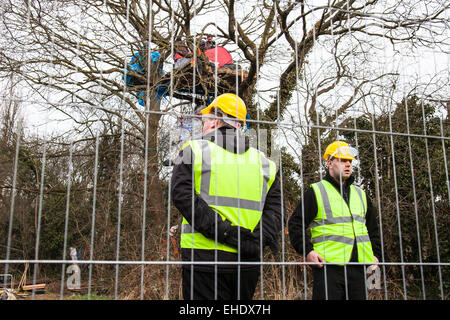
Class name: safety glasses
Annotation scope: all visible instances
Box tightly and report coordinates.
[330,146,358,160]
[198,109,242,129]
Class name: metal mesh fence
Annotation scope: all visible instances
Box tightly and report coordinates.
[0,1,448,301]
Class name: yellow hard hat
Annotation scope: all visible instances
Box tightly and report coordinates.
[323,141,357,160]
[200,93,247,127]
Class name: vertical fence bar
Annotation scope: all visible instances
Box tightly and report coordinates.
[164,4,176,301]
[140,94,150,300]
[370,111,388,300]
[139,0,154,300]
[114,119,125,300]
[32,142,47,300]
[4,126,21,286]
[255,35,265,300]
[87,134,99,299]
[405,101,426,299]
[164,130,173,300]
[388,105,407,299]
[60,142,74,299]
[213,17,220,302]
[420,99,444,300]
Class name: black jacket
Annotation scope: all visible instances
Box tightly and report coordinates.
[288,172,382,262]
[171,127,285,272]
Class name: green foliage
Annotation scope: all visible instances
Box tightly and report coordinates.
[280,148,302,207]
[340,96,449,298]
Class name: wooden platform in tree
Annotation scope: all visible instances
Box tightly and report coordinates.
[127,61,248,104]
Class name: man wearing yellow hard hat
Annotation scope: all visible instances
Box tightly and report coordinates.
[288,141,381,300]
[171,93,284,300]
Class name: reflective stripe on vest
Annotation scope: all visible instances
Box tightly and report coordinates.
[181,139,276,252]
[310,180,375,264]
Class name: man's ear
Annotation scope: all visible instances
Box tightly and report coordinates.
[214,119,223,129]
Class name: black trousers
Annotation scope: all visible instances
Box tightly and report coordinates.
[312,265,367,300]
[182,268,260,300]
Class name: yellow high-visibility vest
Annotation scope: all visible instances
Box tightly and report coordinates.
[180,139,276,252]
[310,180,375,264]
